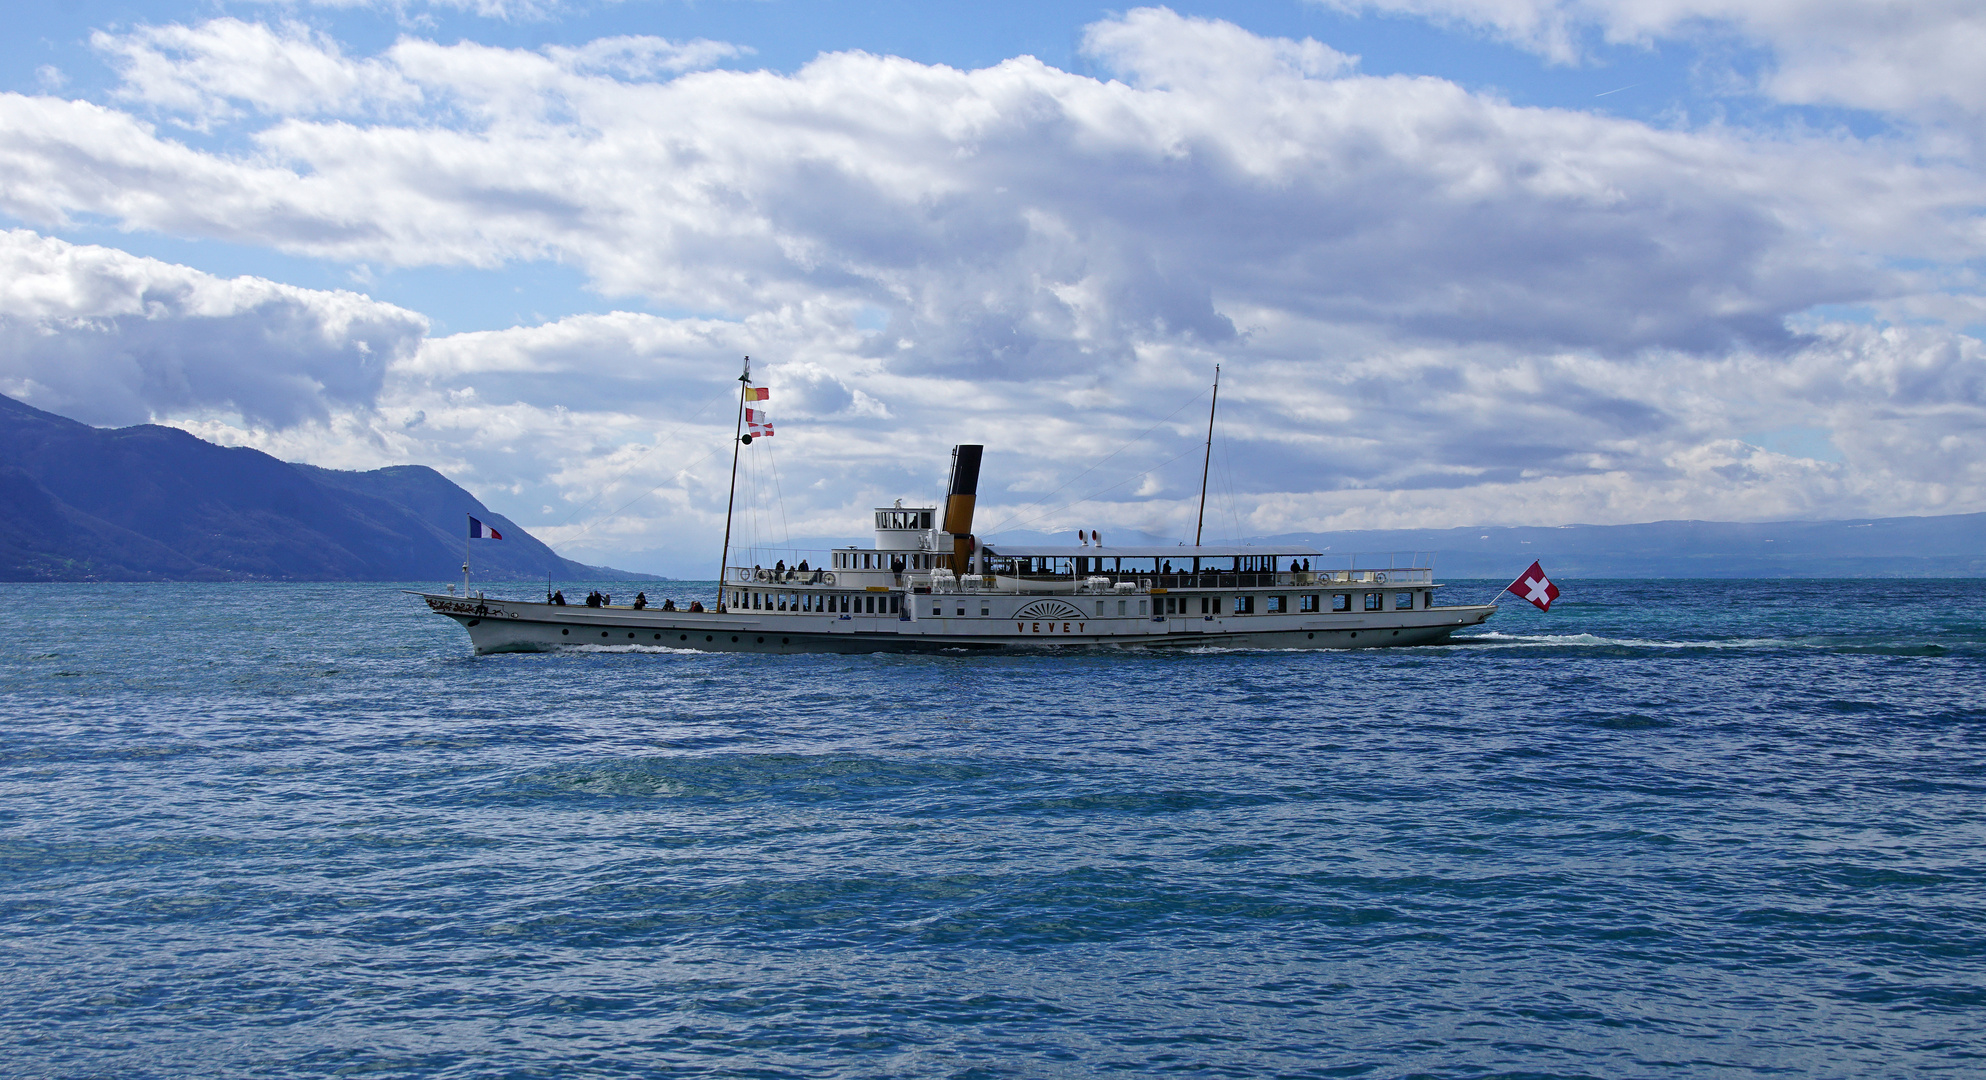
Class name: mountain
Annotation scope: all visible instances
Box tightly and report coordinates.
[0,393,641,583]
[1268,516,1986,578]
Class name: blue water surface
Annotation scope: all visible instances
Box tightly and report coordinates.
[2,579,1984,1078]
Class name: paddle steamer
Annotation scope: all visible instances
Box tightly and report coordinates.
[421,365,1497,654]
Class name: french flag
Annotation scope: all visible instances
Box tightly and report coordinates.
[468,515,503,540]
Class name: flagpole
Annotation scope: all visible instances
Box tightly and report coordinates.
[715,357,750,612]
[463,514,472,596]
[1194,363,1220,547]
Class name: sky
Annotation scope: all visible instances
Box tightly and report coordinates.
[2,0,1983,575]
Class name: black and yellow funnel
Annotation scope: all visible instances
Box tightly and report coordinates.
[944,444,983,573]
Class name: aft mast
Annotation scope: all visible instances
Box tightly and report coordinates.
[1195,363,1220,547]
[715,357,751,612]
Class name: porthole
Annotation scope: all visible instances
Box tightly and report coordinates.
[756,636,765,644]
[466,618,480,627]
[1307,632,1314,639]
[561,628,569,636]
[1393,630,1400,636]
[681,634,688,641]
[731,636,739,643]
[653,634,662,640]
[782,637,789,645]
[705,635,713,642]
[1349,631,1357,638]
[628,632,636,639]
[601,631,609,638]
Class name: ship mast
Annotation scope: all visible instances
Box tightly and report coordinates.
[715,356,751,612]
[1194,363,1220,547]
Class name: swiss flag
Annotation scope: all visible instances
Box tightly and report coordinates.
[1505,561,1559,612]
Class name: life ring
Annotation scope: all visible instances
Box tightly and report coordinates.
[1373,572,1387,583]
[755,568,769,582]
[822,572,836,585]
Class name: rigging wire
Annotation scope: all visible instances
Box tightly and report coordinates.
[552,442,725,549]
[1216,425,1245,545]
[980,386,1212,536]
[995,444,1207,536]
[745,440,764,565]
[762,435,793,551]
[546,381,735,536]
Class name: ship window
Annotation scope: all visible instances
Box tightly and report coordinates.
[1116,600,1125,616]
[1139,600,1148,616]
[890,597,901,614]
[1396,592,1413,611]
[1364,592,1383,611]
[930,603,940,616]
[1332,593,1351,612]
[980,607,989,616]
[1300,594,1318,613]
[921,512,932,528]
[1202,596,1215,614]
[1234,595,1254,614]
[958,606,966,616]
[1266,595,1286,613]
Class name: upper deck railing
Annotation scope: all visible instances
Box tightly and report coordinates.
[725,561,1436,590]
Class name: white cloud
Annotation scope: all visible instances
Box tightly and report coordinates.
[1308,0,1986,118]
[0,230,426,427]
[94,19,423,126]
[1,8,1982,568]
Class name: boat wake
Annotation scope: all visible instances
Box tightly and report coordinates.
[1444,631,1963,656]
[557,643,705,655]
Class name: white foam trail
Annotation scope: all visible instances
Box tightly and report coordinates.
[1444,632,1795,650]
[560,644,704,655]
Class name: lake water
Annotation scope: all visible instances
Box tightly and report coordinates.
[3,579,1983,1078]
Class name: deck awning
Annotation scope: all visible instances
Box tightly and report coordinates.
[980,544,1323,559]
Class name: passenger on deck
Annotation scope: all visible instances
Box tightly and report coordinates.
[688,600,705,612]
[633,592,647,610]
[661,598,677,611]
[551,590,566,605]
[585,591,600,607]
[891,556,906,574]
[797,559,810,572]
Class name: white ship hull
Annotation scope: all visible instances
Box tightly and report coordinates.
[421,592,1496,655]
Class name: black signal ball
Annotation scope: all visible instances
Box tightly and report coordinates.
[740,433,754,444]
